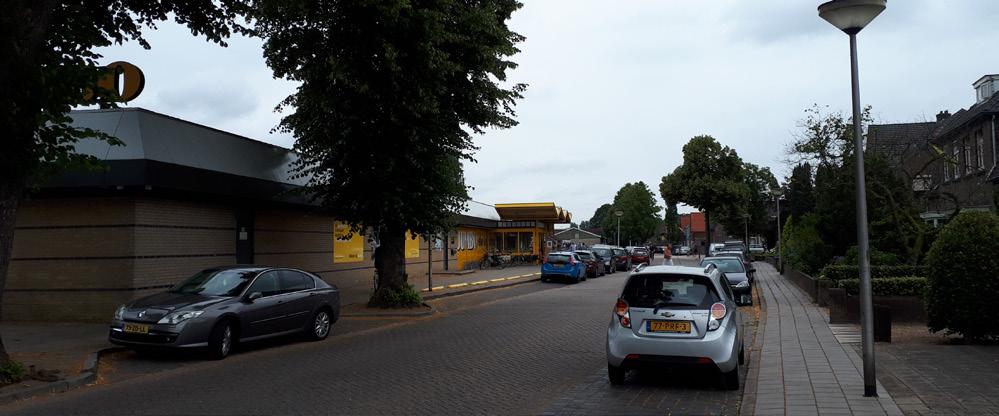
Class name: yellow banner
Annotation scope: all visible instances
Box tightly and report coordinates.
[333,222,364,264]
[405,231,421,259]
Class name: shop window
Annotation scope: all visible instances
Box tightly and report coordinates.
[493,233,503,252]
[504,232,518,253]
[519,232,533,253]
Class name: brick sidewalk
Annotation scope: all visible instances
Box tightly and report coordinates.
[750,262,902,416]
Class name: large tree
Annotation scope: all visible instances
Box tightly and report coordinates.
[0,0,241,367]
[602,182,661,246]
[787,162,815,220]
[661,135,747,246]
[662,202,683,245]
[248,0,525,306]
[586,203,612,230]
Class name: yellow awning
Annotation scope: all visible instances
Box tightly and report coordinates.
[494,202,572,223]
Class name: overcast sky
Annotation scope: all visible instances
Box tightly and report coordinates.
[97,0,999,223]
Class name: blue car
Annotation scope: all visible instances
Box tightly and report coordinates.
[541,252,588,284]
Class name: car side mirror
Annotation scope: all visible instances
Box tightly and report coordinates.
[749,267,756,274]
[735,295,752,306]
[246,292,263,302]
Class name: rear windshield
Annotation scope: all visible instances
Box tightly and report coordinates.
[576,252,593,260]
[547,254,571,264]
[593,248,612,257]
[613,249,626,256]
[700,258,745,273]
[632,248,648,254]
[622,274,720,309]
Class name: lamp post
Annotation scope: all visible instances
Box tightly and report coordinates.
[615,210,624,246]
[772,191,783,274]
[743,213,750,246]
[818,0,885,398]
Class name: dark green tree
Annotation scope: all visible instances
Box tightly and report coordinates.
[602,182,661,246]
[248,0,525,306]
[660,135,747,245]
[787,162,815,220]
[587,203,612,231]
[717,162,778,241]
[662,202,683,244]
[0,0,242,367]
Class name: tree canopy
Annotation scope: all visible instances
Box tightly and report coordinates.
[602,182,661,246]
[585,203,612,231]
[661,135,747,244]
[0,0,244,367]
[246,0,525,305]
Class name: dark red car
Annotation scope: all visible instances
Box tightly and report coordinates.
[629,247,650,265]
[574,250,603,278]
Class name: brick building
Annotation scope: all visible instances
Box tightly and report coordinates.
[7,108,570,321]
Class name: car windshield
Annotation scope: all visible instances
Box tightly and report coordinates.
[593,248,612,257]
[576,252,593,260]
[547,254,572,264]
[168,269,257,296]
[700,258,745,274]
[613,249,626,256]
[622,274,720,309]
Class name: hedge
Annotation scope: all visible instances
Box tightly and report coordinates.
[834,276,927,297]
[819,264,926,281]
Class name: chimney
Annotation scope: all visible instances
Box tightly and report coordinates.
[936,111,951,122]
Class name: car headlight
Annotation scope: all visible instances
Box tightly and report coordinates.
[157,310,205,325]
[735,280,750,288]
[113,305,126,321]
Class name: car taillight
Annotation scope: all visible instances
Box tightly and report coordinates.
[615,298,631,328]
[708,302,727,331]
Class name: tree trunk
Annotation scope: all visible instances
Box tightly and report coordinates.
[0,175,24,365]
[368,225,408,307]
[705,209,712,247]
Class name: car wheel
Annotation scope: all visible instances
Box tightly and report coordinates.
[540,275,548,283]
[306,308,333,341]
[739,343,745,365]
[721,365,739,390]
[608,364,626,385]
[207,319,235,360]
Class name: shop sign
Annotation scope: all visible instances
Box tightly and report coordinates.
[405,231,421,259]
[84,61,145,103]
[333,221,364,264]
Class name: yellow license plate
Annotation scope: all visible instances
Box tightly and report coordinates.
[123,323,150,334]
[648,320,691,333]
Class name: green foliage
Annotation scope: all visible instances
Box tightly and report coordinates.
[842,246,899,266]
[602,182,661,245]
[661,136,748,243]
[788,104,871,166]
[587,204,613,231]
[0,360,25,384]
[834,277,927,297]
[819,264,926,281]
[368,284,424,308]
[663,203,683,244]
[787,162,815,219]
[249,0,525,238]
[924,212,999,340]
[781,214,829,275]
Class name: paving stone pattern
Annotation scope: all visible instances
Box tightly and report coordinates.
[752,263,902,416]
[866,343,999,415]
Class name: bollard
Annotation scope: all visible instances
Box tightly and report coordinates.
[873,304,891,343]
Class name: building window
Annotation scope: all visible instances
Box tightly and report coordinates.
[504,232,517,254]
[943,151,951,182]
[977,130,986,170]
[518,232,533,253]
[952,144,961,178]
[964,138,972,174]
[493,232,503,252]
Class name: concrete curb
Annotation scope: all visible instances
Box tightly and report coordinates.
[0,346,125,406]
[739,271,767,416]
[423,276,541,301]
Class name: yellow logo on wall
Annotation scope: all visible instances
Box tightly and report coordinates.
[333,222,364,264]
[405,231,421,259]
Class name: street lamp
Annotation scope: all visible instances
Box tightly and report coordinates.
[615,210,624,246]
[771,190,783,274]
[818,0,885,398]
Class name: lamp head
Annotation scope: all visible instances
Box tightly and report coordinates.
[818,0,886,35]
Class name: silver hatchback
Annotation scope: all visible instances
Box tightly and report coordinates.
[606,264,746,389]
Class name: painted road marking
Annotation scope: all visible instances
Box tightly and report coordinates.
[489,278,506,282]
[447,283,469,289]
[471,280,489,285]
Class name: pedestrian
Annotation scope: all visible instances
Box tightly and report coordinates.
[662,244,672,265]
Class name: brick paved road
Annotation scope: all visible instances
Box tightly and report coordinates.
[2,274,627,415]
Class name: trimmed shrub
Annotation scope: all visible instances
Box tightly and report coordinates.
[368,284,423,308]
[843,246,899,266]
[782,214,830,275]
[0,360,25,385]
[834,276,927,297]
[819,264,926,281]
[924,212,999,340]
